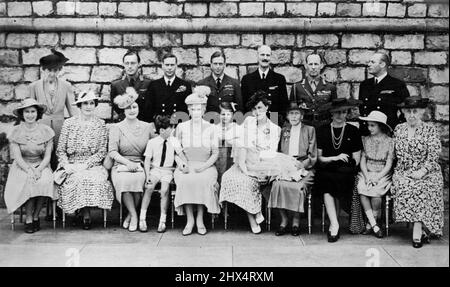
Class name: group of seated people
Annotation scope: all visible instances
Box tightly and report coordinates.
[4,80,445,249]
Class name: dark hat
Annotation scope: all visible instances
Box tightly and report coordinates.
[39,49,69,70]
[397,96,430,109]
[287,102,310,112]
[320,98,361,113]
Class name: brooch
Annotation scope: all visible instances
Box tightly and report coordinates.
[176,85,186,93]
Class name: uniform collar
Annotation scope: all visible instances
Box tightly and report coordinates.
[164,75,176,86]
[212,73,225,82]
[258,68,270,79]
[375,72,388,84]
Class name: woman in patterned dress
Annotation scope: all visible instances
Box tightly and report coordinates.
[4,99,57,233]
[174,86,221,236]
[392,96,444,248]
[315,98,362,243]
[354,111,394,238]
[219,91,281,234]
[109,87,155,232]
[56,91,114,230]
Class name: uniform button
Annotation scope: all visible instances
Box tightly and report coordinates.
[219,98,221,101]
[162,109,165,112]
[365,98,368,101]
[364,106,367,108]
[174,104,176,107]
[378,98,381,101]
[173,109,176,112]
[377,106,380,109]
[268,93,271,96]
[162,104,165,107]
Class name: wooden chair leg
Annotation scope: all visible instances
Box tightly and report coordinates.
[62,212,66,229]
[52,201,56,230]
[103,209,107,229]
[11,213,15,231]
[211,214,215,230]
[267,207,271,231]
[308,193,312,235]
[385,195,390,237]
[171,193,175,229]
[321,203,325,233]
[46,198,50,218]
[119,201,123,226]
[224,202,228,230]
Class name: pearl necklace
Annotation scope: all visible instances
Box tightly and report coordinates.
[331,123,346,150]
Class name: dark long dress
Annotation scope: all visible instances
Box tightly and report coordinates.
[314,123,363,212]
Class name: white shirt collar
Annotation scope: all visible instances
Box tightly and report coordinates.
[164,76,176,86]
[259,68,269,79]
[375,72,388,83]
[212,73,224,82]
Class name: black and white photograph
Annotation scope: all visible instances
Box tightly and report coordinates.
[0,0,448,272]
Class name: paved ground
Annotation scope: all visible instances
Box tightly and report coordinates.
[0,206,448,267]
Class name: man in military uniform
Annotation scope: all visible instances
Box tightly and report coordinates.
[290,53,337,128]
[241,45,289,125]
[143,53,192,123]
[359,52,410,135]
[110,50,150,122]
[197,51,243,113]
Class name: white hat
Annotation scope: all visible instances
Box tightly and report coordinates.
[113,87,139,109]
[185,85,210,105]
[359,110,392,132]
[73,90,99,105]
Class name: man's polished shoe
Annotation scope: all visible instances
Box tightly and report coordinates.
[291,226,301,236]
[372,225,384,238]
[82,218,91,230]
[275,226,288,236]
[24,222,35,234]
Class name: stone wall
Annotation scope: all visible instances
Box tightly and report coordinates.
[0,0,449,207]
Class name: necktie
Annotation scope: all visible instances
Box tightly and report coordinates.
[130,78,135,87]
[261,73,266,80]
[216,78,221,90]
[310,81,317,92]
[167,80,171,87]
[160,140,167,167]
[374,78,378,85]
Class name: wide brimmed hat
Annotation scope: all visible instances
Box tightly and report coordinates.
[359,110,392,133]
[113,87,139,109]
[287,102,310,112]
[13,98,47,117]
[320,98,361,113]
[185,85,210,105]
[73,90,99,105]
[397,96,430,109]
[39,49,69,70]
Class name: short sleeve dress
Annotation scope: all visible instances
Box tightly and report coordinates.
[173,120,221,215]
[109,120,154,203]
[314,123,363,206]
[56,116,114,214]
[4,123,57,214]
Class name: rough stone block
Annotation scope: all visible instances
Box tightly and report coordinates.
[421,85,449,104]
[337,82,351,98]
[73,83,102,96]
[23,67,40,82]
[76,2,98,16]
[123,34,150,47]
[387,3,406,17]
[408,3,427,17]
[22,48,51,65]
[209,3,238,17]
[149,2,182,17]
[224,66,238,79]
[6,33,36,48]
[209,34,240,46]
[391,51,412,65]
[305,34,339,47]
[152,33,182,47]
[199,48,220,65]
[103,33,122,47]
[90,66,123,83]
[428,4,449,18]
[0,84,15,101]
[362,2,386,17]
[7,1,32,16]
[0,67,23,83]
[99,2,116,16]
[435,105,449,122]
[172,48,197,65]
[322,67,338,83]
[185,67,210,83]
[406,84,420,97]
[224,48,257,65]
[56,1,75,15]
[183,34,207,46]
[98,48,128,65]
[32,1,54,16]
[341,34,381,49]
[318,2,336,16]
[414,52,447,65]
[286,3,317,16]
[76,33,101,47]
[239,2,263,16]
[429,67,449,84]
[0,50,19,66]
[0,34,5,47]
[60,66,91,83]
[339,67,366,82]
[265,3,285,16]
[348,49,373,65]
[274,66,302,83]
[95,103,112,120]
[384,34,424,50]
[265,34,295,47]
[37,33,59,46]
[324,49,347,65]
[61,47,97,64]
[184,3,207,17]
[426,35,449,50]
[100,84,111,101]
[143,66,164,80]
[118,2,147,17]
[14,84,30,99]
[351,83,360,100]
[138,49,159,65]
[241,34,263,48]
[0,102,21,117]
[271,49,291,65]
[61,32,75,46]
[390,67,427,83]
[0,2,5,16]
[336,3,361,17]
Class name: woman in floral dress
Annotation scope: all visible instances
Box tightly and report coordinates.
[392,96,444,248]
[56,91,114,230]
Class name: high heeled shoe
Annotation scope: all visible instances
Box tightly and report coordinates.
[372,225,384,239]
[138,219,148,233]
[182,225,194,236]
[128,217,138,232]
[251,224,262,234]
[327,229,340,243]
[412,238,423,248]
[122,216,131,229]
[197,226,207,236]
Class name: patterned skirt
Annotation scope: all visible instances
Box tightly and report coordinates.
[57,165,114,214]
